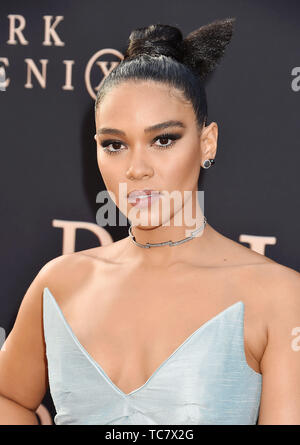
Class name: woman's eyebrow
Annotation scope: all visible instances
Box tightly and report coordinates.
[97,120,186,136]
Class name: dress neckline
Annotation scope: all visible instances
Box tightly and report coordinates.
[43,287,249,398]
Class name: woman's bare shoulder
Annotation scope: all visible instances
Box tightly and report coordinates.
[237,257,300,341]
[225,228,300,304]
[38,242,124,305]
[240,256,300,294]
[252,260,300,311]
[214,228,300,323]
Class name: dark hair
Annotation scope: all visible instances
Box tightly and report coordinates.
[94,18,235,130]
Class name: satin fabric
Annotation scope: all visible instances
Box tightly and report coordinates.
[43,287,262,425]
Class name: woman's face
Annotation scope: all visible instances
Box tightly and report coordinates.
[94,80,217,229]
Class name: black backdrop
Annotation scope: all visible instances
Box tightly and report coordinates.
[0,0,299,424]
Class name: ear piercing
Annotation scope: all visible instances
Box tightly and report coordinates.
[203,159,215,169]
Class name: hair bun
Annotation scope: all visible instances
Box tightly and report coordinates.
[124,18,236,81]
[182,17,236,80]
[124,24,184,62]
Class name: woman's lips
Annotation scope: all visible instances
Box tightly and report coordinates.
[128,192,162,208]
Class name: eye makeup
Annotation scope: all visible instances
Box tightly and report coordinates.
[99,132,182,155]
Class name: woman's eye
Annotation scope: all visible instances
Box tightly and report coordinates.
[100,141,125,155]
[153,133,181,149]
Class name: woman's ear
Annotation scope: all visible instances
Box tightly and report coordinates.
[200,122,218,165]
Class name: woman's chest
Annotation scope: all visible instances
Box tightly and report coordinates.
[59,266,264,395]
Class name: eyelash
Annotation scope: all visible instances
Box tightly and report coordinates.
[100,133,181,156]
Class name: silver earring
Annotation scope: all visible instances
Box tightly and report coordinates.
[203,159,215,169]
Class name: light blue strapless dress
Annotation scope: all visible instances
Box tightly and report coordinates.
[43,287,262,425]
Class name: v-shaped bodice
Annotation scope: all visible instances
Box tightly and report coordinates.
[43,287,262,425]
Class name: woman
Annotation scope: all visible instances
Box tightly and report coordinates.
[1,18,300,425]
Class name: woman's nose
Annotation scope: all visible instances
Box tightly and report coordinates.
[126,154,154,180]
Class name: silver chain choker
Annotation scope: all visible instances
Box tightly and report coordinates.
[128,216,207,248]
